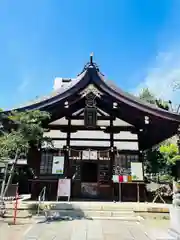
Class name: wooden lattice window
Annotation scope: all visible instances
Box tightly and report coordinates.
[40,150,64,174]
[113,154,138,175]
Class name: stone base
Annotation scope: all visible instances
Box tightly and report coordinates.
[169,206,180,235]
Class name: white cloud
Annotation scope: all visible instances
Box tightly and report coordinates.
[134,50,180,104]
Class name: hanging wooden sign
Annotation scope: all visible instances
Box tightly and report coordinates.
[84,107,97,128]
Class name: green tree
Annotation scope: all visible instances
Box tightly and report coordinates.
[139,88,176,178]
[145,149,165,174]
[139,87,169,110]
[139,88,156,104]
[0,110,52,203]
[159,143,179,165]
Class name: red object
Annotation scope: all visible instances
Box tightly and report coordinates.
[119,175,123,183]
[13,185,19,225]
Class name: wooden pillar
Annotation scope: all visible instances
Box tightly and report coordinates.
[27,144,41,177]
[137,132,143,162]
[137,131,146,202]
[109,118,115,201]
[64,118,71,178]
[109,118,114,179]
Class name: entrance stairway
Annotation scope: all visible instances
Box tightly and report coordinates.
[4,201,144,221]
[48,202,139,220]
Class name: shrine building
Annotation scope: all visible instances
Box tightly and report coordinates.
[4,55,180,201]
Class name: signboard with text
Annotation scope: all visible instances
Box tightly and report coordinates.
[57,179,71,200]
[131,162,144,181]
[52,156,64,174]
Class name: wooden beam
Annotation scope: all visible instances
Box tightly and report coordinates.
[48,125,135,132]
[50,137,138,142]
[72,108,84,117]
[66,115,115,120]
[71,108,110,118]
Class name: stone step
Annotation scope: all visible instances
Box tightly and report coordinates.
[5,203,136,211]
[5,209,138,218]
[33,214,142,222]
[4,201,170,213]
[46,209,135,218]
[6,209,134,217]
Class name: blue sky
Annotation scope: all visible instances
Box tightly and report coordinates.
[1,0,180,109]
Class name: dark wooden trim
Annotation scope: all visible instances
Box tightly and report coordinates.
[48,125,135,132]
[109,118,114,182]
[97,108,110,117]
[50,137,138,142]
[67,115,115,120]
[71,108,110,118]
[65,118,71,177]
[72,108,84,117]
[41,147,139,153]
[117,149,139,154]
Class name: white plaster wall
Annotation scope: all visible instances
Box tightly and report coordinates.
[114,141,138,150]
[114,131,138,140]
[42,140,66,149]
[46,117,138,150]
[43,130,66,138]
[71,130,109,139]
[44,130,138,141]
[113,119,132,126]
[49,117,132,127]
[70,140,110,147]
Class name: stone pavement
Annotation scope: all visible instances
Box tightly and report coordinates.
[22,219,161,240]
[0,221,32,240]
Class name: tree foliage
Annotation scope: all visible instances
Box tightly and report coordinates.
[145,149,165,174]
[159,143,179,165]
[0,110,51,198]
[0,110,51,158]
[139,88,170,110]
[139,88,156,104]
[139,88,179,178]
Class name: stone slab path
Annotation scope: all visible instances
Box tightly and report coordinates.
[0,221,32,240]
[22,220,155,240]
[0,219,173,240]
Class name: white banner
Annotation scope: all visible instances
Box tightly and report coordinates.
[57,179,71,198]
[131,162,144,181]
[82,150,97,159]
[90,151,97,159]
[52,156,64,174]
[82,150,90,159]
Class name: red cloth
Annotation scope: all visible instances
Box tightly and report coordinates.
[119,175,123,182]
